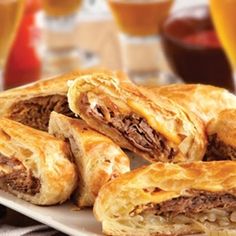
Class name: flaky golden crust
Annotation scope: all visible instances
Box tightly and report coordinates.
[150,84,236,124]
[0,69,87,115]
[94,161,236,236]
[207,109,236,147]
[48,112,130,207]
[68,72,206,163]
[0,118,77,205]
[205,108,236,163]
[0,68,110,131]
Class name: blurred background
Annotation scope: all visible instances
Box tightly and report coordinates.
[1,0,235,92]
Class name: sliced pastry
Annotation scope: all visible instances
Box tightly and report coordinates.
[0,68,105,131]
[94,161,236,236]
[48,112,130,207]
[0,118,77,205]
[149,84,236,124]
[68,72,206,163]
[205,109,236,161]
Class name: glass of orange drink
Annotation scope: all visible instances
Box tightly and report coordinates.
[0,0,25,90]
[42,0,82,17]
[210,0,236,92]
[108,0,175,85]
[41,0,98,76]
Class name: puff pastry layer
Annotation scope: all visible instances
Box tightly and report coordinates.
[0,118,77,205]
[205,109,236,161]
[48,112,130,207]
[0,68,106,131]
[94,161,236,236]
[149,84,236,124]
[68,72,206,163]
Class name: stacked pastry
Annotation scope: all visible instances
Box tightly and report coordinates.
[0,69,131,207]
[149,84,236,161]
[67,73,236,235]
[68,72,206,163]
[48,111,130,207]
[1,69,236,235]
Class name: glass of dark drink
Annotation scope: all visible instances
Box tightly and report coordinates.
[162,5,234,92]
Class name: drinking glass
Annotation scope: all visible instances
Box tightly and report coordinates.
[108,0,177,86]
[0,0,25,90]
[41,0,98,76]
[210,0,236,92]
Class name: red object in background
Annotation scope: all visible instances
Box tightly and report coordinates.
[182,30,221,48]
[4,0,42,90]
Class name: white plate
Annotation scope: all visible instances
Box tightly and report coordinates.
[0,154,149,236]
[0,190,209,236]
[0,190,102,236]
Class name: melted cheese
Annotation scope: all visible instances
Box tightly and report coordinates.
[127,100,181,144]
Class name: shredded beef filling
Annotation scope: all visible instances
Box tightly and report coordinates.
[9,95,74,131]
[204,134,236,161]
[0,155,40,195]
[79,94,176,161]
[130,191,236,218]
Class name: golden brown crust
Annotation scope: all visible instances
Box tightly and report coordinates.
[207,109,236,146]
[204,109,236,161]
[0,118,77,205]
[0,68,110,130]
[48,112,130,207]
[94,161,236,236]
[149,84,236,124]
[68,72,206,163]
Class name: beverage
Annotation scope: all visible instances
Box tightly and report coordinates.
[108,0,174,36]
[42,0,82,17]
[41,0,97,77]
[182,30,221,48]
[4,0,42,90]
[162,5,234,92]
[0,0,25,68]
[210,0,236,69]
[108,0,175,85]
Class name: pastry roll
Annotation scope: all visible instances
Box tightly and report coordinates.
[0,118,77,205]
[94,161,236,236]
[68,72,206,163]
[0,68,105,131]
[149,84,236,124]
[205,109,236,161]
[48,112,130,207]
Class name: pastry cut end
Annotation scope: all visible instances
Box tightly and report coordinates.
[94,162,236,236]
[68,72,206,164]
[0,118,77,205]
[206,109,236,161]
[49,112,130,208]
[8,94,74,131]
